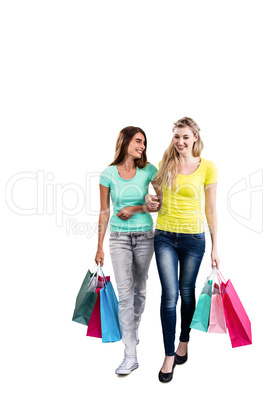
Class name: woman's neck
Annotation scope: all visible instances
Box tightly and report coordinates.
[178,154,200,165]
[117,156,136,172]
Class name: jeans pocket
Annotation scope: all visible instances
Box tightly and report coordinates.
[110,232,119,239]
[154,229,162,237]
[191,232,205,241]
[143,230,154,239]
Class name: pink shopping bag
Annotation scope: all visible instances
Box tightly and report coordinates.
[208,270,227,334]
[219,271,252,348]
[86,275,110,338]
[86,287,102,338]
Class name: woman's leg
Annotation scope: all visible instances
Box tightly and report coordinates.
[109,232,137,358]
[154,230,179,358]
[177,233,206,347]
[132,230,154,333]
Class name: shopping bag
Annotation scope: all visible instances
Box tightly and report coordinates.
[208,269,227,334]
[72,269,98,326]
[86,288,102,338]
[87,274,110,338]
[190,272,213,332]
[219,271,252,348]
[100,273,121,343]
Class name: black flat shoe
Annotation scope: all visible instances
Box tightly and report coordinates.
[158,361,176,383]
[175,352,188,365]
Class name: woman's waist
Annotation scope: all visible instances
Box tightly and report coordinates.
[156,215,204,234]
[158,206,204,219]
[110,213,153,232]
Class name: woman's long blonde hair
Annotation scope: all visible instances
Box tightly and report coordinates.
[154,117,204,190]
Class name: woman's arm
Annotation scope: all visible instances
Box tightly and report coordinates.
[95,184,110,267]
[144,180,163,211]
[205,182,220,269]
[116,180,163,220]
[116,204,154,220]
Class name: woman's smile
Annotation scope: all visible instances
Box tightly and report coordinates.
[176,145,186,151]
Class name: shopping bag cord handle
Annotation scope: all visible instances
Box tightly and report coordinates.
[99,265,108,287]
[217,270,226,284]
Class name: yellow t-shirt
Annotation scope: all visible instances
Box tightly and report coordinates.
[155,158,217,234]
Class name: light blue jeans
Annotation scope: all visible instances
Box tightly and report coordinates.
[109,230,154,357]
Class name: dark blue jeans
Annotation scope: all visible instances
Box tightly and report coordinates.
[154,229,205,356]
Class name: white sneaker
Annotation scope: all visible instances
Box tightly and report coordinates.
[115,357,139,375]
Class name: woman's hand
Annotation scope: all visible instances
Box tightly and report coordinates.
[211,248,220,270]
[116,206,135,221]
[145,194,160,211]
[95,247,104,267]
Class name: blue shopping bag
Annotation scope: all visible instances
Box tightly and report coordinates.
[100,280,121,343]
[190,274,213,332]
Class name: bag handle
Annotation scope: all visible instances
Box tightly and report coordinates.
[99,265,108,287]
[212,267,222,294]
[87,263,100,290]
[217,270,226,284]
[204,268,215,286]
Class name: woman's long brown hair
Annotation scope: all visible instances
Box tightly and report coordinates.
[109,126,148,168]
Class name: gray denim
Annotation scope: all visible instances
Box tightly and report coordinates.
[109,230,154,358]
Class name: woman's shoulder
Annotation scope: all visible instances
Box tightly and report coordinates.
[143,162,157,171]
[142,162,158,176]
[201,158,218,184]
[201,158,217,170]
[100,165,116,180]
[138,162,158,182]
[99,165,117,186]
[101,165,116,175]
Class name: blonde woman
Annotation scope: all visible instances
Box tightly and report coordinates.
[95,126,159,375]
[146,117,219,383]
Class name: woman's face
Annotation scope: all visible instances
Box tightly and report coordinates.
[173,126,198,156]
[127,132,146,159]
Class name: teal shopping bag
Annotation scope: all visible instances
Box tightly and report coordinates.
[190,277,213,332]
[72,269,98,326]
[100,281,121,343]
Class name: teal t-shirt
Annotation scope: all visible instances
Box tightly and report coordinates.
[100,163,158,232]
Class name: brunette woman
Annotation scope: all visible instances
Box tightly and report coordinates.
[95,126,160,375]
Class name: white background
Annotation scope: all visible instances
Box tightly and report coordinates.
[1,1,267,401]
